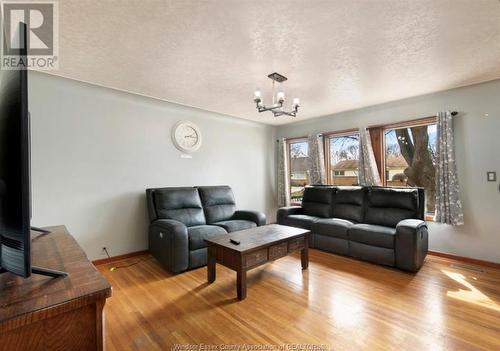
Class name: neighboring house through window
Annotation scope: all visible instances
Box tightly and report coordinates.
[291,172,308,180]
[287,139,310,205]
[325,131,360,186]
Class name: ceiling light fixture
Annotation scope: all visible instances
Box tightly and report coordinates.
[253,73,300,117]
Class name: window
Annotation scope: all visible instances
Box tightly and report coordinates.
[291,172,307,180]
[382,120,437,215]
[325,132,360,185]
[288,139,310,205]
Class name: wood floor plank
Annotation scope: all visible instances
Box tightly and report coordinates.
[97,250,500,351]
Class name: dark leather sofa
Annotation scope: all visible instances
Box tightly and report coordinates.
[146,185,266,273]
[278,186,428,272]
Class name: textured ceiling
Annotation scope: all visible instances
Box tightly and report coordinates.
[51,0,500,125]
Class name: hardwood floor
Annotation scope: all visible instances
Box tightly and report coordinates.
[97,250,500,351]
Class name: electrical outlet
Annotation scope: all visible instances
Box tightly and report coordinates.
[487,171,496,182]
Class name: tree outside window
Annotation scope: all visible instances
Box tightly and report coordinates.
[384,124,437,214]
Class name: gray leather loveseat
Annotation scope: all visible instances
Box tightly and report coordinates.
[278,186,428,272]
[146,185,266,273]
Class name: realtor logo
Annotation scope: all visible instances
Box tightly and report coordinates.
[1,1,59,70]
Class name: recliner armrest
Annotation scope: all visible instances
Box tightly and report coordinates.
[277,206,303,224]
[149,219,189,273]
[151,218,187,232]
[395,219,428,272]
[233,210,266,226]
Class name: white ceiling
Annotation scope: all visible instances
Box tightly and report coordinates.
[52,0,500,126]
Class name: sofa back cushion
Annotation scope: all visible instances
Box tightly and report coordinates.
[301,187,334,218]
[332,187,365,222]
[153,187,206,227]
[364,187,419,227]
[198,186,236,223]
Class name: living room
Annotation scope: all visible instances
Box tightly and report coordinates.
[0,1,499,350]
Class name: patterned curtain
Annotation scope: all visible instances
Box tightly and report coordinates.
[307,134,326,185]
[435,111,464,225]
[358,128,382,186]
[277,138,291,208]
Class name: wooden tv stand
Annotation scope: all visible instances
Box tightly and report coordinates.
[0,226,112,351]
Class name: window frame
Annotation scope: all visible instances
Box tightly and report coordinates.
[323,129,360,185]
[283,116,437,220]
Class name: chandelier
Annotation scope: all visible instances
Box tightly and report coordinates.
[253,72,300,117]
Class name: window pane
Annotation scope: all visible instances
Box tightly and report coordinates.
[329,134,359,185]
[384,124,437,214]
[289,141,310,205]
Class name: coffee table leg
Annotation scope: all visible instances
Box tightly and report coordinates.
[207,246,216,283]
[237,270,247,300]
[301,236,309,270]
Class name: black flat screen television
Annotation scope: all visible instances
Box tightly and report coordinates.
[0,22,31,277]
[0,23,66,279]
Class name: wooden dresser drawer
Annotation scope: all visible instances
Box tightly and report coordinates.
[288,237,305,252]
[269,243,288,260]
[244,249,268,268]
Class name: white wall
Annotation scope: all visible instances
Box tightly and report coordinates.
[277,80,500,263]
[29,71,276,260]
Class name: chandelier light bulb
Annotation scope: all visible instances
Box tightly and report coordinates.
[277,91,285,103]
[254,90,262,102]
[293,98,300,107]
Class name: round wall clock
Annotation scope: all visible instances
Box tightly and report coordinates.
[171,121,202,153]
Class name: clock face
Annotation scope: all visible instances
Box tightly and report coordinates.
[172,121,202,152]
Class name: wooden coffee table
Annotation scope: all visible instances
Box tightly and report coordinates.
[205,224,310,300]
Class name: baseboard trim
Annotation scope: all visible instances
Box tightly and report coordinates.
[428,250,500,269]
[92,250,149,266]
[91,249,500,269]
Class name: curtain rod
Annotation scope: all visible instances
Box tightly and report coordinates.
[277,134,323,142]
[277,112,458,142]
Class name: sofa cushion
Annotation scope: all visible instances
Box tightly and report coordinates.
[188,225,227,250]
[282,214,320,230]
[302,187,334,218]
[198,186,236,223]
[349,223,396,249]
[154,187,206,227]
[365,187,419,227]
[213,220,256,233]
[313,218,354,239]
[333,187,365,222]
